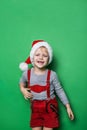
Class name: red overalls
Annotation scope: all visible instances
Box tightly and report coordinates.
[27,69,59,128]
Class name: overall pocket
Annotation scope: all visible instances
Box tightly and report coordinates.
[46,98,58,114]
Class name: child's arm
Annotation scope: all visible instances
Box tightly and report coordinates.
[19,71,33,100]
[52,71,74,120]
[65,103,74,120]
[20,83,33,100]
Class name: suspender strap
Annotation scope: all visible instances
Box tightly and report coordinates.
[46,70,51,99]
[27,69,31,88]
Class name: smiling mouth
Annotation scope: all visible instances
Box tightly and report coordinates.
[37,61,44,64]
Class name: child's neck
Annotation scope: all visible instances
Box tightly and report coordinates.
[33,67,47,75]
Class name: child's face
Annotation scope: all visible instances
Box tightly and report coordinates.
[33,47,49,69]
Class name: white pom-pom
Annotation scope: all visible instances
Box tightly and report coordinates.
[19,62,28,71]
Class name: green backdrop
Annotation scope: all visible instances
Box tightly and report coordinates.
[0,0,87,130]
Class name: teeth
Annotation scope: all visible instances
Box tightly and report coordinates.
[38,61,44,63]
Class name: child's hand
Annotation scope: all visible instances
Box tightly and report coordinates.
[21,87,33,100]
[66,104,74,120]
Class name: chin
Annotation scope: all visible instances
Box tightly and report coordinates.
[38,66,45,69]
[37,65,46,69]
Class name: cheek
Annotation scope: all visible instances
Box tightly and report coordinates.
[32,57,36,63]
[33,56,37,60]
[45,57,49,63]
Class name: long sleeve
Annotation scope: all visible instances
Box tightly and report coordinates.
[19,70,28,84]
[52,72,69,105]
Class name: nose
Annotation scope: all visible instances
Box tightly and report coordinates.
[39,54,43,59]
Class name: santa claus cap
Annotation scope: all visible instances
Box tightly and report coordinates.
[19,40,53,71]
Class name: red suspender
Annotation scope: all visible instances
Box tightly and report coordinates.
[27,69,51,99]
[27,69,31,89]
[46,70,51,99]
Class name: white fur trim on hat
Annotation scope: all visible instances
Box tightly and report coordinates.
[30,42,53,65]
[19,62,28,71]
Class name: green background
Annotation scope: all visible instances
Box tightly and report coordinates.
[0,0,87,130]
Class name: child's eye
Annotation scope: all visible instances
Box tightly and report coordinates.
[35,53,48,57]
[43,54,48,57]
[35,54,40,56]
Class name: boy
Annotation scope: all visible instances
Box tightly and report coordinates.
[19,40,74,130]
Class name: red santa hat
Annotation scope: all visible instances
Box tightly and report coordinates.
[19,40,53,71]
